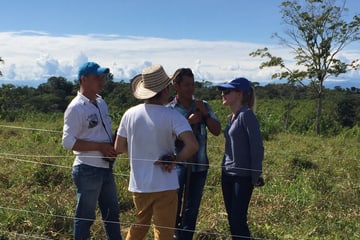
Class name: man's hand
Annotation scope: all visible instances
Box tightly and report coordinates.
[188,111,202,125]
[99,143,117,161]
[154,154,176,173]
[254,176,265,187]
[195,100,208,116]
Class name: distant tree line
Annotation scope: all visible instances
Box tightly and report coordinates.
[0,76,359,134]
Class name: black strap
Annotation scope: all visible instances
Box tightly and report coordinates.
[93,102,114,169]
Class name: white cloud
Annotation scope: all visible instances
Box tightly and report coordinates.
[0,31,359,87]
[7,64,16,79]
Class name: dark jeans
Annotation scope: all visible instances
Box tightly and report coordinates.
[175,164,208,240]
[221,172,254,240]
[72,164,122,240]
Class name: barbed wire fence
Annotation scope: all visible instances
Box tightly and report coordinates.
[0,124,359,239]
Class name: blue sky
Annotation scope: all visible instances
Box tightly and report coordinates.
[1,0,284,42]
[0,0,359,87]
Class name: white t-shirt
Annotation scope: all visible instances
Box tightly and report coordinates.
[118,103,192,193]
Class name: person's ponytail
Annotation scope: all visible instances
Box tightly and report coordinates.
[242,86,256,111]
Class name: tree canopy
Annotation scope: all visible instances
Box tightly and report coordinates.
[250,0,360,134]
[1,76,359,137]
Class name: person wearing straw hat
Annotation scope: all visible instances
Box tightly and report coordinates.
[217,77,264,240]
[62,62,121,240]
[168,68,221,240]
[114,64,199,240]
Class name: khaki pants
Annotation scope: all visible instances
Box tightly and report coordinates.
[126,190,178,240]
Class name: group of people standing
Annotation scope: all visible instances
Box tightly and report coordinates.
[62,62,264,240]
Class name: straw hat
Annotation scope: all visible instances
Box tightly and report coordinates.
[130,64,171,99]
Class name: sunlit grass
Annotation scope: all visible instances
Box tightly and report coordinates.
[1,115,359,239]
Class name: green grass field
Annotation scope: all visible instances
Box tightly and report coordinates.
[0,111,359,239]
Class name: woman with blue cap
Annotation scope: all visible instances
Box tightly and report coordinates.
[217,77,264,240]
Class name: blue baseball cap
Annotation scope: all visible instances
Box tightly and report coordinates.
[217,77,251,92]
[78,62,109,80]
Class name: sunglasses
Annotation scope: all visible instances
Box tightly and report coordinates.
[221,89,233,95]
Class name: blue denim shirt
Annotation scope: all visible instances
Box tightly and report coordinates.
[168,98,219,172]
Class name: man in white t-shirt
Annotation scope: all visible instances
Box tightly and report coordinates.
[114,64,198,240]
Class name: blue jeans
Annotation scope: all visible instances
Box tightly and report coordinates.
[72,164,121,240]
[175,164,207,240]
[221,172,254,240]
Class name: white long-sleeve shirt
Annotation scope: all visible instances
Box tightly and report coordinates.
[62,92,113,168]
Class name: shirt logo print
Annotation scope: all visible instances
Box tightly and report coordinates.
[87,114,98,128]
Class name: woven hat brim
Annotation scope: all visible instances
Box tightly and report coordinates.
[130,73,172,100]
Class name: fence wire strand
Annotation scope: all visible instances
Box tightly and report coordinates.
[1,124,359,239]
